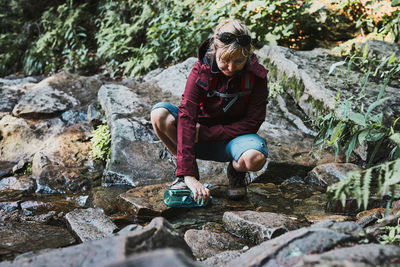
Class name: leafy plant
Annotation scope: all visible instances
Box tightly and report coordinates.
[90,124,111,161]
[335,0,400,43]
[24,0,96,75]
[315,43,400,164]
[379,219,400,245]
[327,157,400,211]
[268,81,285,99]
[327,129,400,214]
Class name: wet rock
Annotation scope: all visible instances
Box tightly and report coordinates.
[279,176,315,198]
[66,195,89,207]
[32,123,100,194]
[247,183,283,212]
[0,221,76,261]
[305,214,352,224]
[118,184,169,217]
[305,162,361,191]
[107,248,203,267]
[222,211,301,244]
[0,175,35,193]
[2,217,192,266]
[0,201,19,212]
[86,185,131,215]
[326,195,385,215]
[311,220,364,239]
[0,161,15,179]
[365,213,400,239]
[202,250,243,267]
[98,84,175,186]
[255,43,400,128]
[12,72,102,119]
[184,229,246,259]
[300,244,400,266]
[65,208,117,242]
[0,115,65,163]
[0,209,57,224]
[144,57,197,97]
[0,197,79,223]
[228,227,351,266]
[356,208,382,228]
[21,201,54,216]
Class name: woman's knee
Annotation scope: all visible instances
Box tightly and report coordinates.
[151,108,175,129]
[239,149,266,171]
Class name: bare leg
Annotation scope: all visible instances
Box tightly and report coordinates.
[150,108,178,157]
[232,149,266,172]
[151,107,210,203]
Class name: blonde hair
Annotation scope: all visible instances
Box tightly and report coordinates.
[208,19,254,60]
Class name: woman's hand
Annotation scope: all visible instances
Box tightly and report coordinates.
[184,176,210,205]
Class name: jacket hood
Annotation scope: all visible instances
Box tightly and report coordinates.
[197,38,268,79]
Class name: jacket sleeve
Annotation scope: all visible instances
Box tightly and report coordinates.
[197,75,268,142]
[176,61,203,177]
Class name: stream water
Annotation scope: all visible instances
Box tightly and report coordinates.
[1,177,356,262]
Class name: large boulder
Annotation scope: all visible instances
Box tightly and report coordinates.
[144,57,197,97]
[65,208,117,242]
[228,227,351,266]
[255,40,400,127]
[304,162,361,191]
[301,244,400,266]
[0,222,76,262]
[222,211,301,244]
[118,184,170,217]
[1,217,193,266]
[0,115,65,164]
[31,123,101,194]
[184,229,246,259]
[107,248,203,267]
[98,84,175,186]
[12,72,102,119]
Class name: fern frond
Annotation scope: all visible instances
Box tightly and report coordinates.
[327,158,400,212]
[362,168,372,210]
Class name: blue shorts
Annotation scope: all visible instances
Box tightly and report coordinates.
[152,102,268,162]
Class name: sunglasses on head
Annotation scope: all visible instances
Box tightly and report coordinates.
[217,32,251,46]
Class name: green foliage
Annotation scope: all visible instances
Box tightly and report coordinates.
[379,219,400,245]
[24,0,97,75]
[327,158,400,211]
[327,128,400,212]
[90,124,111,161]
[1,0,316,77]
[268,81,284,98]
[315,44,400,164]
[336,0,400,43]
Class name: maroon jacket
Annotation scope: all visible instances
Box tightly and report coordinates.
[176,40,269,177]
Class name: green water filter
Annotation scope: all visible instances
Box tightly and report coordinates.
[163,189,211,207]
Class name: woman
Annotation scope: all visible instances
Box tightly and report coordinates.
[151,19,269,204]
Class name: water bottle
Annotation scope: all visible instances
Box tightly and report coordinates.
[163,189,211,207]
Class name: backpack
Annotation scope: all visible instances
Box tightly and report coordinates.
[199,72,255,113]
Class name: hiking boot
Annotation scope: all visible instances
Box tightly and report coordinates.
[226,162,247,200]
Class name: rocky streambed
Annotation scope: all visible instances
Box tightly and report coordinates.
[1,40,400,266]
